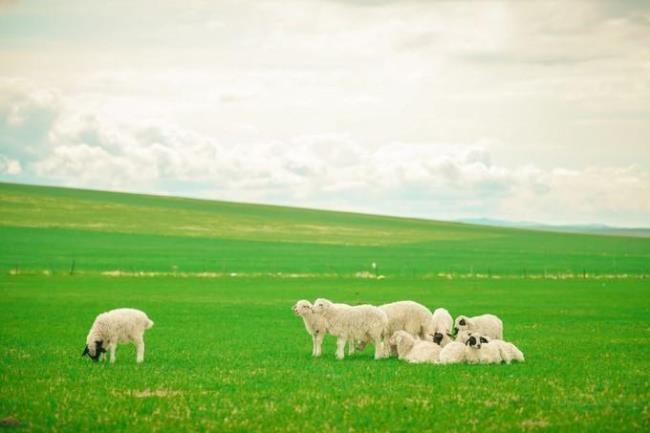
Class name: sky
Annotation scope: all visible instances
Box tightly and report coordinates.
[0,0,649,227]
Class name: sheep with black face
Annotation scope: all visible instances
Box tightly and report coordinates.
[463,333,501,364]
[431,307,454,347]
[454,314,503,340]
[83,308,154,364]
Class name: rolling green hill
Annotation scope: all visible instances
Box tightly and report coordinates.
[1,182,648,277]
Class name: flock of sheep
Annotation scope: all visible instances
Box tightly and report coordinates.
[293,298,524,365]
[80,299,524,365]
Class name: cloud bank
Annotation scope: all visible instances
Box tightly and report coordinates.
[1,78,648,226]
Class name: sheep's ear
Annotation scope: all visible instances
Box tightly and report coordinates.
[459,319,466,326]
[480,337,488,344]
[82,345,89,357]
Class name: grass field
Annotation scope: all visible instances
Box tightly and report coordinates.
[1,182,649,432]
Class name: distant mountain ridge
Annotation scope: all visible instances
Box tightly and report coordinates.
[458,218,650,238]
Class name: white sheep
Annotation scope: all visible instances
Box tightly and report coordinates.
[463,334,502,364]
[454,314,503,340]
[389,331,441,364]
[438,341,466,364]
[292,300,328,357]
[312,298,387,360]
[484,338,525,364]
[431,307,454,347]
[83,308,154,363]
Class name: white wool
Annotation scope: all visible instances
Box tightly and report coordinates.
[484,339,525,364]
[431,307,454,347]
[463,334,502,364]
[454,314,503,340]
[379,301,436,356]
[438,341,466,364]
[389,331,440,364]
[85,308,154,364]
[312,298,387,360]
[292,300,328,357]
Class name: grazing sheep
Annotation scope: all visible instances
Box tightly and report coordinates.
[83,308,154,364]
[312,298,387,360]
[464,334,501,364]
[389,331,441,364]
[483,338,525,364]
[431,307,454,347]
[368,301,436,356]
[293,300,329,357]
[438,341,466,364]
[454,314,503,340]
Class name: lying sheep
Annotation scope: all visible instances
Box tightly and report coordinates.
[83,308,154,364]
[484,338,525,364]
[438,341,466,364]
[389,331,441,364]
[312,298,387,360]
[454,314,503,340]
[463,334,501,364]
[293,300,328,357]
[431,307,454,347]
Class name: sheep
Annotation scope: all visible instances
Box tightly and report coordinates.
[438,341,466,364]
[312,298,387,360]
[292,300,328,357]
[354,301,436,356]
[82,308,154,364]
[431,307,454,347]
[483,338,525,364]
[389,331,441,364]
[463,334,502,364]
[454,314,503,340]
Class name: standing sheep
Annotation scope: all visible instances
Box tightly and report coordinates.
[83,308,154,364]
[292,300,328,357]
[431,307,454,347]
[454,314,503,340]
[312,298,387,360]
[389,331,441,364]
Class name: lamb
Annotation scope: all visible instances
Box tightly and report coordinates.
[431,307,454,347]
[292,300,328,357]
[454,314,503,340]
[312,298,387,360]
[438,341,466,364]
[483,338,525,364]
[389,331,441,364]
[463,334,502,364]
[82,308,154,364]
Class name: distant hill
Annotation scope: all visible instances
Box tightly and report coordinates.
[1,181,649,276]
[458,218,650,238]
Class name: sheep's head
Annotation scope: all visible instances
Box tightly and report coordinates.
[389,331,409,346]
[453,315,470,334]
[292,300,313,316]
[465,334,489,350]
[82,340,106,362]
[312,298,332,314]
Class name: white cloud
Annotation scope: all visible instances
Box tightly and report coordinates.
[0,154,21,175]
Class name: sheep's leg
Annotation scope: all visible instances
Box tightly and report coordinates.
[109,344,117,364]
[135,337,145,363]
[313,332,324,357]
[335,337,346,360]
[311,334,317,356]
[348,339,355,355]
[372,333,384,360]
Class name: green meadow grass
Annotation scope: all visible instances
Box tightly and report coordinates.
[0,182,649,432]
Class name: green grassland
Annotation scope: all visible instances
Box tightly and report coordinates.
[0,182,649,432]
